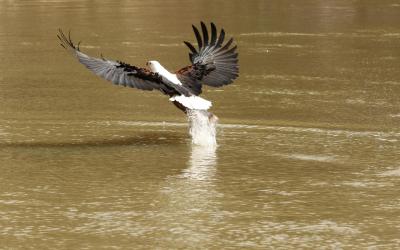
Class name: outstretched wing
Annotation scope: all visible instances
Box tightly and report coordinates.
[57,29,162,91]
[176,22,239,95]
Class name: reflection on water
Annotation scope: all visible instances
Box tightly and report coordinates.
[157,145,218,247]
[182,144,217,180]
[0,120,400,248]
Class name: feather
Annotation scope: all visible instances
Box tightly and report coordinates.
[57,29,173,93]
[216,29,225,48]
[200,21,209,47]
[192,25,203,50]
[178,22,239,89]
[210,22,217,46]
[184,41,197,54]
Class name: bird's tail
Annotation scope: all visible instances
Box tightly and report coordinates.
[169,95,212,110]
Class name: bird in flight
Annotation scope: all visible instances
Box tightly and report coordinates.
[57,22,238,113]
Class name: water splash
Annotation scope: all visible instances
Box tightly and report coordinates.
[186,110,218,146]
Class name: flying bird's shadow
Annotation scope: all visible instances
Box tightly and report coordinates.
[0,131,185,148]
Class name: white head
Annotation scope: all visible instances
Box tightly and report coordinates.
[146,60,163,73]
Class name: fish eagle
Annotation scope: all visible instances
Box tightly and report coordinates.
[57,22,238,114]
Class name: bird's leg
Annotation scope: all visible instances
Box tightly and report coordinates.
[172,101,188,114]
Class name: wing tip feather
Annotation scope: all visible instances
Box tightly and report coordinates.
[183,21,239,88]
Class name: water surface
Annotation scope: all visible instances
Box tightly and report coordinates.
[0,0,400,249]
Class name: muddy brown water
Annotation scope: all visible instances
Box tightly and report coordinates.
[0,0,400,249]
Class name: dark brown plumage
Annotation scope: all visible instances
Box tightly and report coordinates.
[57,29,188,96]
[177,22,239,95]
[57,22,239,112]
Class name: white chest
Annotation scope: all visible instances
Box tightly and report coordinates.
[152,63,182,86]
[160,71,182,85]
